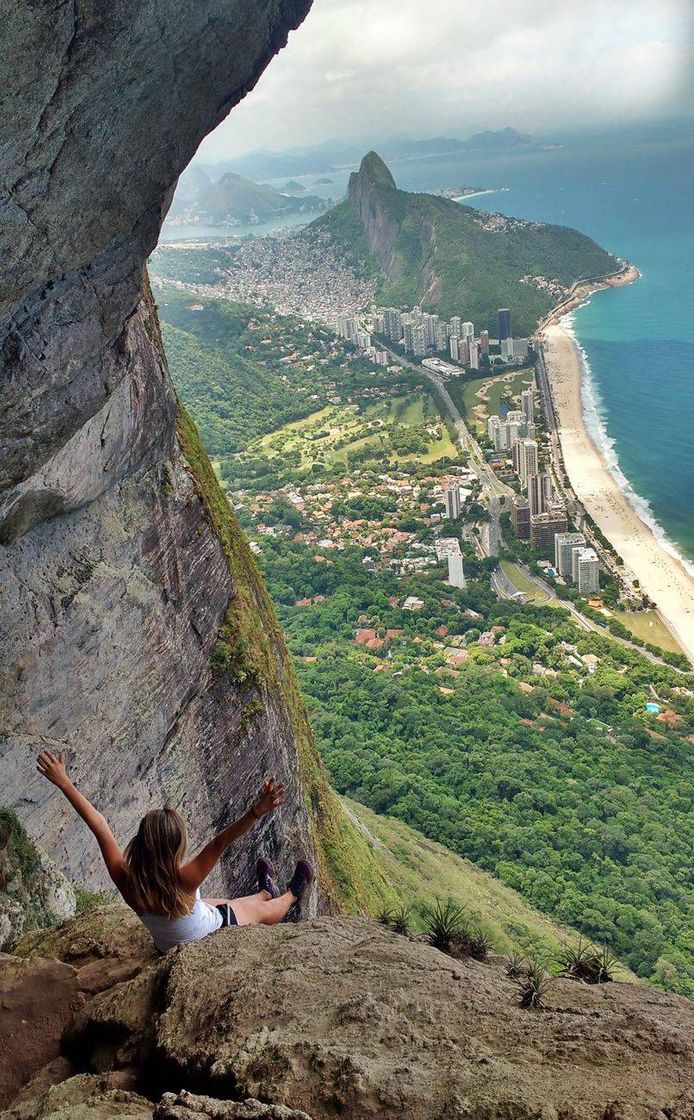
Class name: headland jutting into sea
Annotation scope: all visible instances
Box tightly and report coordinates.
[536,265,694,663]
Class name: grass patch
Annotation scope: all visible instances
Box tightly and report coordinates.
[612,610,684,656]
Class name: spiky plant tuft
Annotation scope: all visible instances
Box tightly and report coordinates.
[390,905,412,936]
[420,898,468,953]
[557,937,618,984]
[377,907,394,929]
[505,951,529,979]
[514,959,552,1010]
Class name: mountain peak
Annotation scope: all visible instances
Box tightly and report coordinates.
[348,151,396,199]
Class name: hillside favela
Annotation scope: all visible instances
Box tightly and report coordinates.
[1,4,693,1120]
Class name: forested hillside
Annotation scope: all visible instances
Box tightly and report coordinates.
[310,152,619,333]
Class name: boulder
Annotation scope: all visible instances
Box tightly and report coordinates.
[154,1092,313,1120]
[0,1074,152,1120]
[64,915,693,1120]
[0,955,78,1107]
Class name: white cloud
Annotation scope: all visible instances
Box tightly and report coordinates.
[196,0,692,160]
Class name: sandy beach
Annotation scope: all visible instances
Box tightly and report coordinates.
[541,305,694,664]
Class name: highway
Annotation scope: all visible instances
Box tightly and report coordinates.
[387,348,511,557]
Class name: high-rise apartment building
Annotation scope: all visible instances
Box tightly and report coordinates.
[413,325,427,356]
[444,487,462,520]
[462,321,475,342]
[512,497,530,540]
[518,439,538,486]
[479,329,489,356]
[469,340,479,370]
[554,532,586,577]
[383,308,402,342]
[572,547,600,594]
[458,339,469,366]
[488,416,501,447]
[527,472,552,516]
[504,420,523,449]
[520,387,535,424]
[513,338,529,359]
[449,336,459,362]
[498,308,511,341]
[447,550,466,589]
[530,509,568,551]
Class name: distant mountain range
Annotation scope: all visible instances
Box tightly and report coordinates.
[167,165,328,225]
[308,151,616,335]
[197,128,560,182]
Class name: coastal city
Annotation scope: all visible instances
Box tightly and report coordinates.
[333,302,601,597]
[150,224,691,665]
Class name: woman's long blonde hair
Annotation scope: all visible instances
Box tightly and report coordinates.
[124,808,192,918]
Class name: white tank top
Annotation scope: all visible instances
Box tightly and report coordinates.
[138,888,223,953]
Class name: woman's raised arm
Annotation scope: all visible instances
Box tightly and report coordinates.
[36,751,127,889]
[180,777,285,891]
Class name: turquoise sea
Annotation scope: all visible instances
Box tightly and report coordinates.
[263,120,694,570]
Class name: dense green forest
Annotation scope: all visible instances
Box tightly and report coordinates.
[258,539,693,995]
[311,152,619,334]
[160,285,692,998]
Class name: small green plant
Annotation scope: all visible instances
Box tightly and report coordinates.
[390,905,412,936]
[377,907,394,929]
[455,924,491,962]
[505,951,529,979]
[591,944,618,983]
[557,937,618,984]
[74,888,115,913]
[514,959,552,1010]
[421,898,467,953]
[377,904,412,935]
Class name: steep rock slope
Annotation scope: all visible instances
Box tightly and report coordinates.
[0,808,75,950]
[6,908,693,1119]
[0,2,390,911]
[312,151,619,332]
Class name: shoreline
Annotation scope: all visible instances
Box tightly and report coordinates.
[539,270,694,663]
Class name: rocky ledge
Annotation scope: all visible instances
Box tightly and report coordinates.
[1,908,692,1120]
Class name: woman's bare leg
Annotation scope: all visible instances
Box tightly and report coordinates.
[204,890,296,926]
[204,891,271,906]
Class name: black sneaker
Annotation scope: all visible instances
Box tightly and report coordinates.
[287,859,314,911]
[256,857,280,899]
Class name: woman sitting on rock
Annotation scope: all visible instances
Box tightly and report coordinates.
[36,750,313,953]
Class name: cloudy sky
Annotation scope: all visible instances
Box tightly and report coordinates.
[197,0,693,161]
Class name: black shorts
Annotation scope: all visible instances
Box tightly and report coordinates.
[216,902,238,927]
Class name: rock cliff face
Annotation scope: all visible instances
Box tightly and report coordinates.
[0,1,388,912]
[3,908,693,1118]
[346,152,405,282]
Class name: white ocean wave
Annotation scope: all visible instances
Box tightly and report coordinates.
[561,307,694,579]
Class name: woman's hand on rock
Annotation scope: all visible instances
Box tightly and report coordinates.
[36,750,69,789]
[253,777,285,817]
